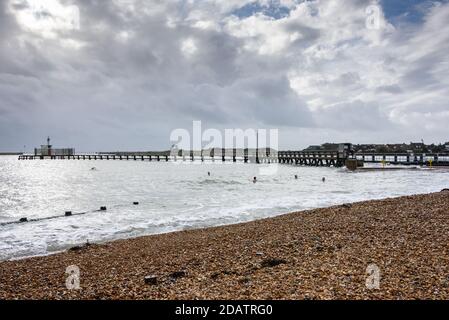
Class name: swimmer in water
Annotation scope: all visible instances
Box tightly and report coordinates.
[295,175,298,179]
[253,177,257,183]
[91,167,97,171]
[208,172,211,176]
[322,177,326,182]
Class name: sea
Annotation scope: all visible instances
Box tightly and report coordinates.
[1,155,448,260]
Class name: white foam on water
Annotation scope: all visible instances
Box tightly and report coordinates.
[1,155,448,260]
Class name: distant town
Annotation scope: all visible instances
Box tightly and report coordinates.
[306,142,449,154]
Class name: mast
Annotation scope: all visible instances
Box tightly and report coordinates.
[256,129,259,164]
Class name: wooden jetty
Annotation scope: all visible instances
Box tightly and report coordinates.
[277,150,346,167]
[18,150,278,164]
[18,149,347,167]
[18,149,449,168]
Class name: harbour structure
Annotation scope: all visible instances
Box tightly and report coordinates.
[34,137,75,157]
[19,142,449,167]
[20,144,352,167]
[277,143,354,167]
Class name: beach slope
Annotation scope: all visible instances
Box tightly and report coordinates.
[1,192,449,299]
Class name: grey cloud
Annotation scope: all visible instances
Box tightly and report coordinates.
[285,21,321,48]
[315,101,392,131]
[376,84,403,94]
[1,0,449,151]
[223,75,314,127]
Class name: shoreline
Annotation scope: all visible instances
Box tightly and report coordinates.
[1,191,449,299]
[1,189,442,263]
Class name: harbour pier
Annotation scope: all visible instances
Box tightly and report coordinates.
[18,140,449,168]
[18,149,279,164]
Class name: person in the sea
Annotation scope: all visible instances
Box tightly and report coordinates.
[253,177,257,183]
[295,175,298,179]
[208,172,211,176]
[322,177,326,182]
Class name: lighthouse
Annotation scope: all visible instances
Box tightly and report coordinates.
[47,136,52,156]
[39,136,53,156]
[34,137,74,156]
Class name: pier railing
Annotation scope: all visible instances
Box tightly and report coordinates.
[355,153,449,166]
[18,153,279,164]
[277,150,346,167]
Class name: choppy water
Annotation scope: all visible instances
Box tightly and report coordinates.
[1,155,448,261]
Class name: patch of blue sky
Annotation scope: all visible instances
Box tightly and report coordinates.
[381,0,448,24]
[231,0,448,24]
[231,0,294,19]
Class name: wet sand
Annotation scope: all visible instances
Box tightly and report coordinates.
[1,191,449,300]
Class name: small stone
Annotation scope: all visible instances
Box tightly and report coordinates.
[222,270,236,276]
[169,271,187,279]
[342,203,352,209]
[144,275,158,285]
[256,252,264,256]
[261,258,287,268]
[238,277,251,285]
[211,272,221,280]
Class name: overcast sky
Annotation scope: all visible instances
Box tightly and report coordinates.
[1,0,448,152]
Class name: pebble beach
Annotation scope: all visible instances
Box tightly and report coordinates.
[1,191,449,300]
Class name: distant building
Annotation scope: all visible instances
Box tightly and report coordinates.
[445,143,449,152]
[34,137,75,156]
[337,143,354,158]
[303,143,353,158]
[304,145,322,151]
[410,142,424,151]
